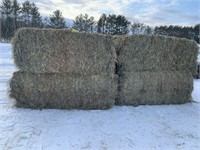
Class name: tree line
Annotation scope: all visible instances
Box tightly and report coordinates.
[0,0,199,43]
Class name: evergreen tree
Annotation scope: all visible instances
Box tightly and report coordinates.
[73,14,95,32]
[104,14,115,34]
[131,22,153,35]
[97,14,130,35]
[49,10,66,29]
[30,3,42,27]
[97,14,107,34]
[12,0,20,30]
[114,15,130,35]
[21,1,32,27]
[154,26,159,35]
[144,25,153,35]
[193,24,199,43]
[0,0,13,39]
[131,22,138,34]
[154,25,167,35]
[0,0,45,40]
[154,25,199,43]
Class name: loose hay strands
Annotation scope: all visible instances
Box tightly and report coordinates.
[117,35,198,74]
[9,71,117,109]
[10,29,198,108]
[12,29,198,74]
[116,71,193,106]
[12,28,116,74]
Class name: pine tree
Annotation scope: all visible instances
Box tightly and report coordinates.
[144,26,153,35]
[153,25,199,43]
[131,22,148,35]
[97,14,107,34]
[131,22,139,34]
[193,24,199,43]
[114,15,130,35]
[21,1,32,27]
[73,14,95,32]
[97,14,130,35]
[30,3,42,27]
[49,10,66,29]
[0,0,45,40]
[12,0,20,30]
[0,0,13,39]
[105,14,116,35]
[154,26,166,35]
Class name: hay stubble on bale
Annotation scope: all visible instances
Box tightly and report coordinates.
[10,71,117,109]
[116,71,193,106]
[114,34,198,106]
[117,35,198,75]
[10,28,199,109]
[12,28,116,74]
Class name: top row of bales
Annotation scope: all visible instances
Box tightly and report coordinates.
[12,28,198,75]
[12,28,116,75]
[114,35,198,75]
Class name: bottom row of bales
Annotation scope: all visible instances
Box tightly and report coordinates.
[116,71,193,106]
[9,71,193,109]
[10,72,117,109]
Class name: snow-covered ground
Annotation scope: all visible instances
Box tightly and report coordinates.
[0,43,200,150]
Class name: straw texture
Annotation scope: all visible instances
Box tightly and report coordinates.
[116,71,193,106]
[12,28,116,74]
[10,71,117,109]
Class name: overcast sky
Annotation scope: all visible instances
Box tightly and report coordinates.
[18,0,199,26]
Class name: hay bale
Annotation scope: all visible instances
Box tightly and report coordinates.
[116,71,193,106]
[117,35,198,74]
[9,71,117,109]
[12,28,116,74]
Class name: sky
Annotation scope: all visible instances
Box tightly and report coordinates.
[18,0,200,26]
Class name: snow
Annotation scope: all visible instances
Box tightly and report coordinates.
[0,43,200,150]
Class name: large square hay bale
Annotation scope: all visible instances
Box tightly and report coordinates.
[9,71,117,109]
[117,35,198,74]
[116,71,193,106]
[12,28,116,74]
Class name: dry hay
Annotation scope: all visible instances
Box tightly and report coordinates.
[9,71,117,109]
[117,35,198,75]
[116,71,193,106]
[12,28,116,74]
[10,29,198,109]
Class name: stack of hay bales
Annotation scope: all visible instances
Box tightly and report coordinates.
[10,28,117,109]
[10,28,198,109]
[115,35,198,106]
